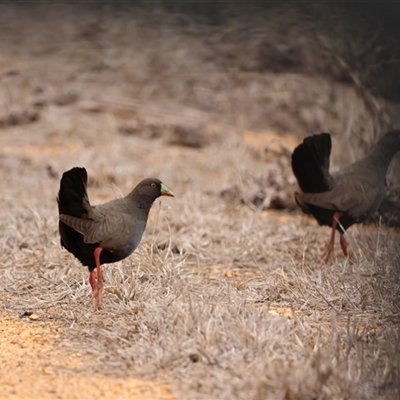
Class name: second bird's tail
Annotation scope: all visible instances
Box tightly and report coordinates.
[291,133,332,193]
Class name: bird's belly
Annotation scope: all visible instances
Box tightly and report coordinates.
[310,205,355,232]
[102,232,143,263]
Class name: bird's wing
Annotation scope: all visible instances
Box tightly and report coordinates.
[297,176,380,219]
[59,211,134,249]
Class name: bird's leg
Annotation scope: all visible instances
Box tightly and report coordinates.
[339,233,348,257]
[322,228,336,262]
[89,270,97,292]
[89,270,98,310]
[322,211,343,262]
[92,246,104,311]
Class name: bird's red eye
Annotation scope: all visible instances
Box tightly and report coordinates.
[151,183,156,189]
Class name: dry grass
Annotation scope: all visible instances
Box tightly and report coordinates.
[0,4,399,400]
[1,184,400,399]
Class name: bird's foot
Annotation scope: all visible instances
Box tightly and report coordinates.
[92,290,103,311]
[321,243,334,263]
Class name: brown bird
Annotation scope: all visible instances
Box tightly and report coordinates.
[291,130,400,260]
[57,167,174,310]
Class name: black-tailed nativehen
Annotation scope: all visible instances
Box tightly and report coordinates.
[58,167,174,309]
[291,130,400,261]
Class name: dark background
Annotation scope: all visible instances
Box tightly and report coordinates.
[7,0,397,99]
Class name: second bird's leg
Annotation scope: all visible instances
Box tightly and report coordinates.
[322,211,343,262]
[339,233,348,256]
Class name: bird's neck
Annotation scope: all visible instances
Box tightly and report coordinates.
[369,144,400,173]
[137,198,154,215]
[126,193,154,217]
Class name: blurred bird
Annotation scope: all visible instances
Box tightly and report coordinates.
[291,130,400,261]
[57,167,174,310]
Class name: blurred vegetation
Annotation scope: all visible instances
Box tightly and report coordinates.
[5,1,399,100]
[53,0,400,101]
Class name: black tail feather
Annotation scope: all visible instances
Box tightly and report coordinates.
[58,167,97,270]
[291,133,332,193]
[57,167,89,217]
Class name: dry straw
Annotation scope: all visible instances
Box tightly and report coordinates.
[0,4,399,400]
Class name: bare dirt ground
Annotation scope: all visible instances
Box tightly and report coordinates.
[0,5,399,400]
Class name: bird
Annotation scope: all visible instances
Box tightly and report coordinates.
[57,167,174,310]
[291,130,400,261]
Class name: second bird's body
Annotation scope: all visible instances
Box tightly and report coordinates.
[291,130,400,259]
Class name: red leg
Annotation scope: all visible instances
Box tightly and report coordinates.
[89,270,99,310]
[339,233,348,257]
[322,211,343,262]
[322,222,336,262]
[91,246,103,311]
[89,270,97,292]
